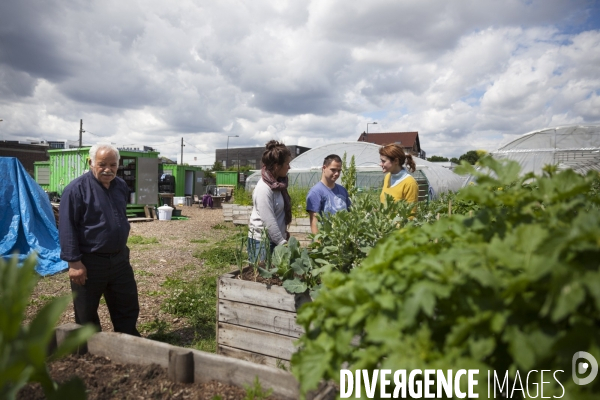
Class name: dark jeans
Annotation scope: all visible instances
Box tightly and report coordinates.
[71,247,140,336]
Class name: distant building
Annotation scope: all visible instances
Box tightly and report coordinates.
[357,131,425,159]
[0,141,49,176]
[214,145,311,169]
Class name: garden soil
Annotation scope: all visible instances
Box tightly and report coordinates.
[17,353,260,400]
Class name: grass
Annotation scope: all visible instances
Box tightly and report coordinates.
[134,270,155,277]
[128,235,159,245]
[138,318,182,346]
[190,239,209,244]
[28,294,59,308]
[150,226,247,352]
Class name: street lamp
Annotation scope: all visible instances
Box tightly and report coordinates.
[366,122,377,141]
[226,135,239,168]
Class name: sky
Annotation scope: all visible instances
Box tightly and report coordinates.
[1,0,599,164]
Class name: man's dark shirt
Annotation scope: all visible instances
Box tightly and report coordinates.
[59,172,130,262]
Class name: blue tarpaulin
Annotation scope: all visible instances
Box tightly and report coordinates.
[0,157,67,276]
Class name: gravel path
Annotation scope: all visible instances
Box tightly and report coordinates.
[26,205,234,336]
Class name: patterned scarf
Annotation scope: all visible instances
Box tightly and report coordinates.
[261,166,292,225]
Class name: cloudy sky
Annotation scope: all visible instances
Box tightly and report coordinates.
[1,0,599,163]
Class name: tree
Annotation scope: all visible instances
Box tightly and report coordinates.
[427,155,449,162]
[450,157,460,164]
[212,160,224,171]
[458,150,480,165]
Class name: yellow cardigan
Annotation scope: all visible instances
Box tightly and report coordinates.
[380,173,419,204]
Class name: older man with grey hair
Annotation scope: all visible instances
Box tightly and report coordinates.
[59,143,140,336]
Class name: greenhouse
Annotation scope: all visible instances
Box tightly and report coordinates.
[245,142,466,199]
[491,125,600,175]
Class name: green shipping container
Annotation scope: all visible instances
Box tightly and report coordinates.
[216,171,239,186]
[161,164,205,197]
[43,147,160,205]
[34,161,51,192]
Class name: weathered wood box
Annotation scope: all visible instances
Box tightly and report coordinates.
[53,323,332,400]
[217,268,311,370]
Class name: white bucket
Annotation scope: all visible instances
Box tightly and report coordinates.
[174,196,185,207]
[130,192,136,204]
[157,205,173,221]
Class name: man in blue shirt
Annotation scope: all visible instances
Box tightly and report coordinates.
[306,154,351,234]
[59,143,140,336]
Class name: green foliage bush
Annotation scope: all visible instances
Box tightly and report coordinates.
[310,192,415,273]
[0,255,96,400]
[292,158,600,397]
[233,186,253,206]
[234,185,308,218]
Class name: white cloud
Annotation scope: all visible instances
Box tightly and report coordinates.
[0,0,599,161]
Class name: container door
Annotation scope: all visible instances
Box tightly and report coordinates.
[185,170,194,196]
[136,157,159,205]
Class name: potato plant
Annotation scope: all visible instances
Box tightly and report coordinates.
[292,158,600,398]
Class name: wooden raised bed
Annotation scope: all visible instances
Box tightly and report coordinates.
[217,268,311,370]
[52,323,333,400]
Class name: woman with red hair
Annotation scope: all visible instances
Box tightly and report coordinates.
[378,144,419,204]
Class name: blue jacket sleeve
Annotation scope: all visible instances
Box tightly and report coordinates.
[59,185,83,262]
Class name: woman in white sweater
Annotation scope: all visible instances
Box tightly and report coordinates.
[248,140,292,263]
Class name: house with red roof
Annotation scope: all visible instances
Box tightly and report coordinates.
[357,131,425,158]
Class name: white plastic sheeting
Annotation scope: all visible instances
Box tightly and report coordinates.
[491,125,600,175]
[246,142,465,198]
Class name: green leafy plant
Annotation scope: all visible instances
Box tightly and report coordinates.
[292,158,600,397]
[0,254,96,400]
[243,376,273,400]
[341,152,358,199]
[247,228,273,280]
[309,192,416,274]
[258,237,320,295]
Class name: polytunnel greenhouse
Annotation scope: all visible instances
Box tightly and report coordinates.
[491,125,600,175]
[245,142,466,199]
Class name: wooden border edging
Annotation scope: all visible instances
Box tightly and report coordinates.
[54,324,334,400]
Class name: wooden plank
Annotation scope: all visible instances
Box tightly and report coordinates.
[218,344,290,370]
[217,322,297,361]
[294,218,311,226]
[144,205,151,218]
[87,332,174,368]
[218,299,304,338]
[190,347,300,400]
[288,225,311,234]
[55,325,332,400]
[127,217,154,222]
[218,276,297,312]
